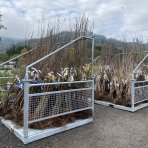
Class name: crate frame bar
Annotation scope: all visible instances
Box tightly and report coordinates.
[1,35,95,144]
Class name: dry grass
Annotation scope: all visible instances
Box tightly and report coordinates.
[94,43,148,106]
[0,15,93,128]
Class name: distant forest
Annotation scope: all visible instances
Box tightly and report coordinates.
[0,31,148,62]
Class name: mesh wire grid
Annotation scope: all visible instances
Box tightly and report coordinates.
[134,87,148,104]
[134,81,148,104]
[28,89,92,122]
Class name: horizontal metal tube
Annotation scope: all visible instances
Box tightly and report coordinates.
[133,53,148,73]
[83,36,93,40]
[134,98,148,105]
[28,107,92,124]
[134,85,148,89]
[0,48,36,67]
[29,80,93,87]
[134,80,148,83]
[29,87,93,97]
[0,77,14,79]
[27,36,93,68]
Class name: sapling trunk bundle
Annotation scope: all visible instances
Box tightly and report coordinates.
[0,16,93,129]
[94,43,148,106]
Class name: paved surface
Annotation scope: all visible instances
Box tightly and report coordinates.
[0,105,148,148]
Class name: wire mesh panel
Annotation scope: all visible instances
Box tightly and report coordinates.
[22,36,94,140]
[28,88,92,123]
[0,18,95,144]
[134,81,148,104]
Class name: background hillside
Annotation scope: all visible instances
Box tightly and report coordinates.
[0,38,23,52]
[1,32,148,54]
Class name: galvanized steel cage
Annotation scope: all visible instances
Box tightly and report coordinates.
[1,36,95,144]
[95,53,148,112]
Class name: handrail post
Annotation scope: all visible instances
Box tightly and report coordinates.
[24,80,29,138]
[131,79,135,112]
[91,37,95,78]
[92,79,95,118]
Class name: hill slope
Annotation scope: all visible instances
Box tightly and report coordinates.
[0,38,23,53]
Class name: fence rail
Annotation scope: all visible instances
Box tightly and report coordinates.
[133,80,148,105]
[23,36,95,139]
[24,80,94,137]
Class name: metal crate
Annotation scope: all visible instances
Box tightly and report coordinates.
[2,35,95,144]
[95,53,148,112]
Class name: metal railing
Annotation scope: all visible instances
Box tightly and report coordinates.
[23,36,95,138]
[132,80,148,105]
[25,35,94,79]
[23,79,94,138]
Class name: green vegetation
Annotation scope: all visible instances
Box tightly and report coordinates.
[0,70,15,100]
[0,88,5,100]
[0,53,8,62]
[0,70,13,83]
[6,44,31,57]
[0,44,32,62]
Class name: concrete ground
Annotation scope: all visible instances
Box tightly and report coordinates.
[0,105,148,148]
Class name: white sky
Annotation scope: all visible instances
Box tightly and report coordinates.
[1,0,148,41]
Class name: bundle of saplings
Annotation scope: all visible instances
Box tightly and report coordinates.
[94,44,148,106]
[0,16,93,128]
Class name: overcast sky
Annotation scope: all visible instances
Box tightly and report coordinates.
[1,0,148,41]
